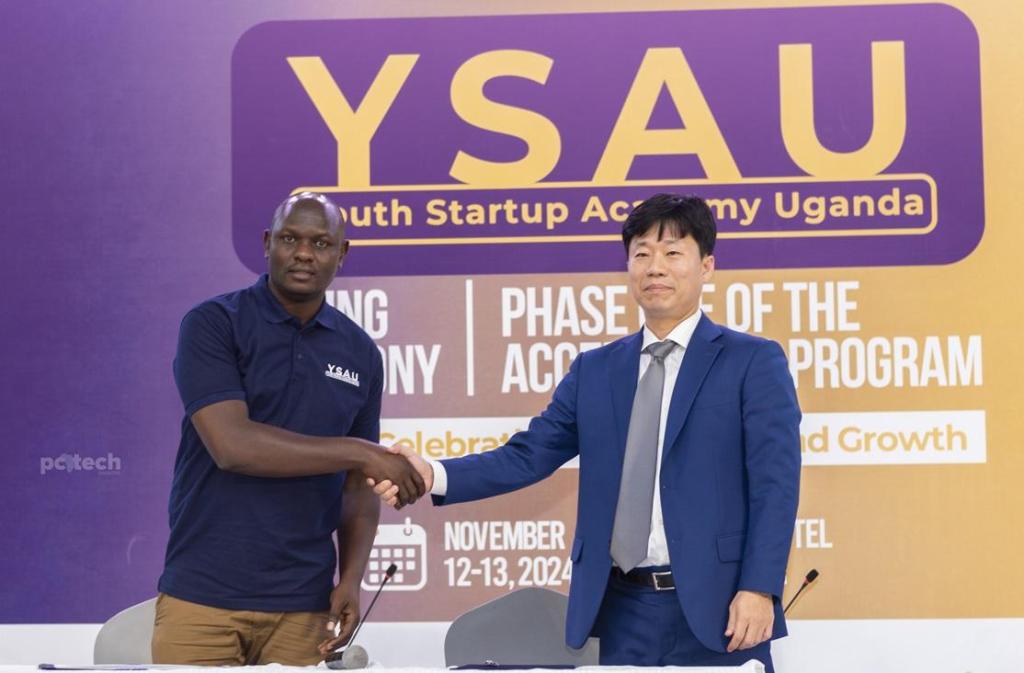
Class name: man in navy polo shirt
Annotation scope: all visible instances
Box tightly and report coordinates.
[152,192,424,666]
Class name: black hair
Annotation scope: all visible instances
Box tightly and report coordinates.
[621,193,716,257]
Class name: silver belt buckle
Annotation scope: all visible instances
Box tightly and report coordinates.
[651,570,673,591]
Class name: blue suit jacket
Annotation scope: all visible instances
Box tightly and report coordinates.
[436,314,801,652]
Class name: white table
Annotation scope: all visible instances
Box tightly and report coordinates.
[0,663,765,673]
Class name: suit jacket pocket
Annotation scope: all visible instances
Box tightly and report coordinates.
[716,532,746,562]
[570,537,584,563]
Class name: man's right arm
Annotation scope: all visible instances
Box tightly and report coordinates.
[191,400,422,498]
[175,306,423,502]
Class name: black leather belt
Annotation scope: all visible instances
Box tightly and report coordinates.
[612,567,676,591]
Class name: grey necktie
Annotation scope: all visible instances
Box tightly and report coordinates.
[610,339,678,572]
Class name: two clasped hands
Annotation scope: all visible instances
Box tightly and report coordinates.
[364,444,431,507]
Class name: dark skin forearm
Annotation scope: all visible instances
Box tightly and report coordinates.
[191,400,424,502]
[338,472,381,589]
[193,400,374,476]
[318,470,383,655]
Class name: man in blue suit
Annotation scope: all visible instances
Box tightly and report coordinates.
[373,194,801,669]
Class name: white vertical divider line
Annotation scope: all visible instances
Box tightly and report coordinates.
[465,278,475,397]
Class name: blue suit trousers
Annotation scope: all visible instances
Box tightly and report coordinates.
[594,572,774,671]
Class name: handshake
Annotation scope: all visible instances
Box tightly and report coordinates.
[361,444,434,509]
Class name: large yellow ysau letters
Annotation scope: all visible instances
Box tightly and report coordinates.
[449,50,561,186]
[780,41,906,177]
[287,55,419,188]
[594,47,740,183]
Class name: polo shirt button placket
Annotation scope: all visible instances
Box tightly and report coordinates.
[291,333,302,383]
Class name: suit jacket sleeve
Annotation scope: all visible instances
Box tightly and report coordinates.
[434,353,582,506]
[738,339,802,599]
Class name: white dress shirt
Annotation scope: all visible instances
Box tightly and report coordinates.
[633,308,702,566]
[430,310,704,568]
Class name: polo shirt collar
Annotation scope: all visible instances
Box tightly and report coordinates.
[253,274,340,331]
[311,300,343,331]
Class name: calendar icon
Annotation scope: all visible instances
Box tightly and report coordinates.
[363,517,427,592]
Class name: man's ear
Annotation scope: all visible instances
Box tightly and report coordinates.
[701,254,715,281]
[263,229,272,259]
[336,240,351,272]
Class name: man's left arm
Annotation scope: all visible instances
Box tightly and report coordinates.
[319,349,385,656]
[319,470,381,656]
[727,339,802,651]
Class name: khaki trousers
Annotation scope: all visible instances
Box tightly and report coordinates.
[151,593,329,666]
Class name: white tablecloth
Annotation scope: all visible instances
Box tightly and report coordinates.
[1,662,764,673]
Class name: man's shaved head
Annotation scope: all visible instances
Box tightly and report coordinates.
[263,192,349,315]
[270,192,345,234]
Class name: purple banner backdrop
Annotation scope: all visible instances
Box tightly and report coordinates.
[232,5,981,275]
[0,2,983,625]
[0,1,283,623]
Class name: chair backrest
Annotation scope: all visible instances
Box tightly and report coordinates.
[444,587,599,667]
[93,597,157,664]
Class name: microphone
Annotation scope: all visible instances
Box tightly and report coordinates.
[783,568,820,615]
[325,562,397,669]
[335,645,369,670]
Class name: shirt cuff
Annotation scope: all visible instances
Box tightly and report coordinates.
[428,458,448,496]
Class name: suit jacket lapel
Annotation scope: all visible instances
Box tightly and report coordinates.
[609,331,643,462]
[663,315,723,457]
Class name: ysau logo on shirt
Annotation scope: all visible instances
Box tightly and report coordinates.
[324,363,360,387]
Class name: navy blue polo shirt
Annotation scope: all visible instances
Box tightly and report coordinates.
[158,274,383,612]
